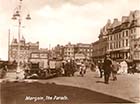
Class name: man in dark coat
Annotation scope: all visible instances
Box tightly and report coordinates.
[103,54,112,84]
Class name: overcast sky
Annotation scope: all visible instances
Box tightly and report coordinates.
[0,0,140,60]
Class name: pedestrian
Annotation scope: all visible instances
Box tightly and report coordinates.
[103,54,112,84]
[90,61,96,71]
[79,62,86,77]
[111,60,120,81]
[97,60,103,78]
[64,60,69,76]
[70,59,77,76]
[118,60,128,74]
[64,60,72,77]
[61,61,66,76]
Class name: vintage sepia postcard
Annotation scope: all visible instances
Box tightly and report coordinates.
[0,0,140,104]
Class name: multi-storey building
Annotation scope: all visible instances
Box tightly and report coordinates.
[108,18,130,60]
[92,10,140,63]
[75,43,93,60]
[63,42,93,60]
[53,44,64,60]
[63,42,75,60]
[92,38,107,62]
[9,37,39,63]
[107,10,140,61]
[92,20,111,61]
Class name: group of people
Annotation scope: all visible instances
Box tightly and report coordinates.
[62,60,77,77]
[62,60,90,77]
[97,54,120,84]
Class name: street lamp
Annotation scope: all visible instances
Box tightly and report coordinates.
[11,0,31,77]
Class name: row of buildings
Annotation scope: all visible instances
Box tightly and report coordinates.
[53,43,93,60]
[9,10,140,65]
[9,38,93,63]
[92,10,140,63]
[9,37,39,62]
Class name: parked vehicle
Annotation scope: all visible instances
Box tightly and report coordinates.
[24,62,40,79]
[24,59,63,79]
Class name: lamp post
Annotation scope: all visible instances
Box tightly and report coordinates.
[11,0,31,75]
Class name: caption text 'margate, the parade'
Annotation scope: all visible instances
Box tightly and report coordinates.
[25,95,69,102]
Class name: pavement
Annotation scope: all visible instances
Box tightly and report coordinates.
[0,69,140,103]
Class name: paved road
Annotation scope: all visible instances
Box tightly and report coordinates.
[36,70,140,103]
[1,69,140,104]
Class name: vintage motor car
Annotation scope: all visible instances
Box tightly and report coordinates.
[24,62,45,79]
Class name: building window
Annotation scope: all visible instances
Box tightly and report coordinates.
[126,31,128,37]
[122,31,125,37]
[110,36,112,41]
[119,41,121,48]
[114,42,116,49]
[117,42,119,48]
[110,43,112,49]
[115,42,117,48]
[117,34,119,40]
[114,35,116,40]
[119,33,121,39]
[113,43,115,49]
[126,39,128,47]
[122,40,124,47]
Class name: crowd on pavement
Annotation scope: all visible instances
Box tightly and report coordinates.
[96,54,140,84]
[96,54,120,84]
[61,54,139,85]
[0,54,140,85]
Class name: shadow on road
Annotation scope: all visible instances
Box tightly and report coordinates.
[1,81,133,104]
[96,80,105,83]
